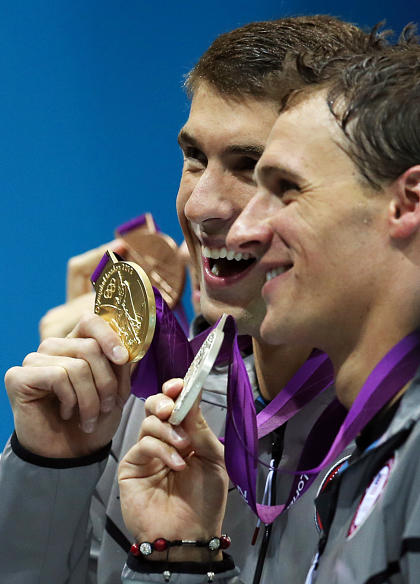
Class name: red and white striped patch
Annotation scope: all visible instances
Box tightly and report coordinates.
[347,457,395,539]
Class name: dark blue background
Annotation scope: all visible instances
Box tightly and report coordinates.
[1,1,418,447]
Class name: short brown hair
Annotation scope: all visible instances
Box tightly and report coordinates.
[295,29,420,189]
[184,15,387,99]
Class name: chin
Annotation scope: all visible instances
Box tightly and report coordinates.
[201,298,260,337]
[260,315,286,346]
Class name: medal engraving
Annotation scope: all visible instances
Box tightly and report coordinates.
[169,314,227,425]
[94,250,156,362]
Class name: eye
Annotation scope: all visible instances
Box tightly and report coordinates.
[233,156,258,172]
[229,155,260,185]
[279,179,299,192]
[183,146,207,169]
[273,178,300,199]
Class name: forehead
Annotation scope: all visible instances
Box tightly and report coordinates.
[181,83,278,146]
[259,92,355,180]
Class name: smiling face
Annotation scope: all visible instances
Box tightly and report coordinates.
[227,92,391,355]
[176,82,279,336]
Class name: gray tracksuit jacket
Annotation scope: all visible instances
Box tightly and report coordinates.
[307,367,420,584]
[123,366,420,584]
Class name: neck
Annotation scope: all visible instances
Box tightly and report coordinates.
[252,339,312,401]
[332,325,417,410]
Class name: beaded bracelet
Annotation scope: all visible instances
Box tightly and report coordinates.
[130,535,231,557]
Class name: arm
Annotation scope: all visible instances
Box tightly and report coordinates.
[1,314,131,582]
[399,435,420,583]
[0,434,109,583]
[118,380,242,583]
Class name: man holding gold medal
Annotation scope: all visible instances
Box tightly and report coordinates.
[1,16,385,584]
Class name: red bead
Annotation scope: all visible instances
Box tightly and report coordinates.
[153,538,169,552]
[130,543,141,556]
[220,535,231,549]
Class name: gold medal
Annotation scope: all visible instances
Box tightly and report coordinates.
[93,250,156,362]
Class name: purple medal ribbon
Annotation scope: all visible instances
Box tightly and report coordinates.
[116,214,160,235]
[131,297,252,398]
[256,349,334,439]
[225,325,420,523]
[131,288,194,398]
[223,317,337,523]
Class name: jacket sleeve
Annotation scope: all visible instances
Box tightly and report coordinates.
[400,450,420,583]
[121,553,243,583]
[0,432,110,583]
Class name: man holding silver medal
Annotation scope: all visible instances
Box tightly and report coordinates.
[119,43,420,583]
[1,16,385,584]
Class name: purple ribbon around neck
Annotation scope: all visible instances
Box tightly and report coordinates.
[225,322,420,524]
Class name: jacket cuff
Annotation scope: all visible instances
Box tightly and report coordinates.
[123,553,238,583]
[11,430,112,468]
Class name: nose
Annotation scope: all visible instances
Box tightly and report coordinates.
[226,190,273,254]
[183,167,235,229]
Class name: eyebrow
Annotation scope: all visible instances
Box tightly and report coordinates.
[177,129,196,148]
[177,129,264,158]
[255,163,303,186]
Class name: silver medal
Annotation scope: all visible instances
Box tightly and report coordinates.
[169,314,228,425]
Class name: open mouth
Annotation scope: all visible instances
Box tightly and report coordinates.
[202,246,256,279]
[265,265,293,281]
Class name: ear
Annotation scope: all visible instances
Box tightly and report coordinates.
[389,166,420,239]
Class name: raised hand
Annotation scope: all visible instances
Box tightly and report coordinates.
[5,314,131,458]
[118,379,229,559]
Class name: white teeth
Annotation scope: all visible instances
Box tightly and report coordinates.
[211,264,220,276]
[202,246,252,262]
[265,267,287,282]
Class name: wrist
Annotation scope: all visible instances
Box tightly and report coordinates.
[11,431,112,468]
[130,535,231,564]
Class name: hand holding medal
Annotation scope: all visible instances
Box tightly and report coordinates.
[119,318,230,550]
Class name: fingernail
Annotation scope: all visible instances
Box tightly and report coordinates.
[171,451,185,467]
[82,418,98,434]
[101,396,116,413]
[162,378,183,393]
[170,427,188,443]
[112,345,129,363]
